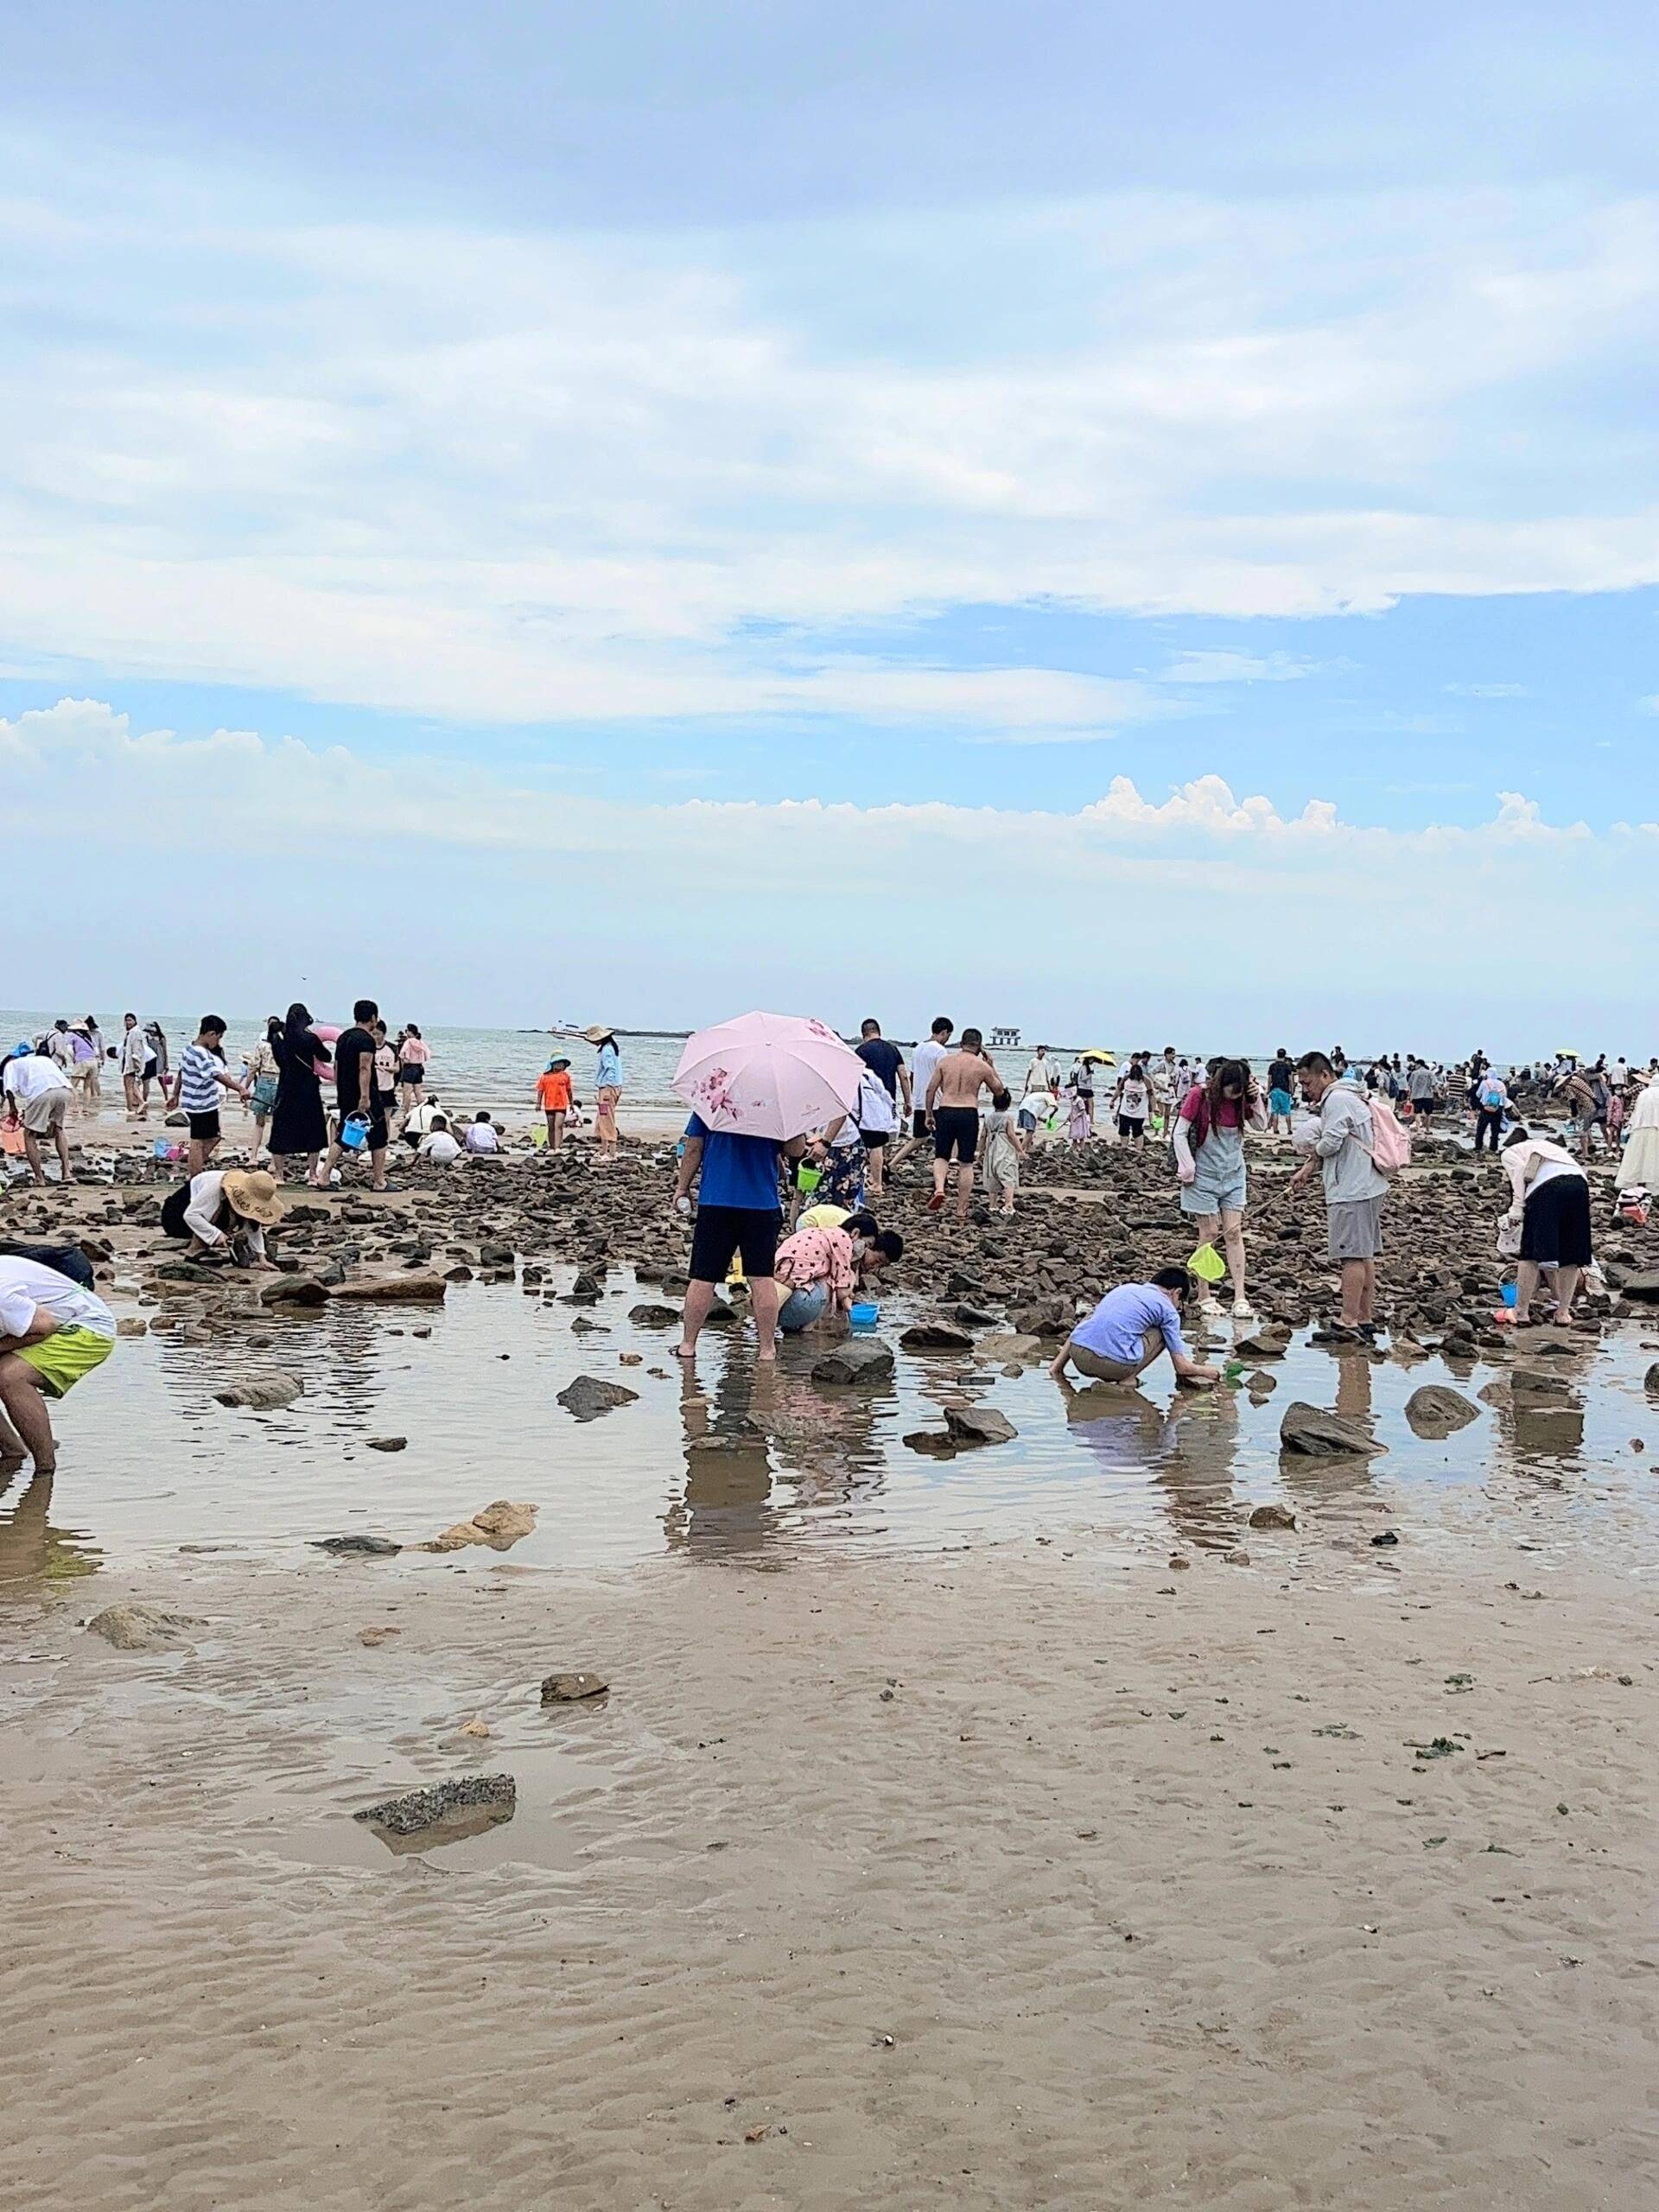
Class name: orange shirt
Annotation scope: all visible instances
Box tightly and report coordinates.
[537,1070,573,1111]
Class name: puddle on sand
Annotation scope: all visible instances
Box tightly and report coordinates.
[2,1265,1657,1592]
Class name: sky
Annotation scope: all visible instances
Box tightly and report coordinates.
[3,3,1656,1049]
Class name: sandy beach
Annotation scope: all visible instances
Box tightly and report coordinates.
[8,1534,1657,2210]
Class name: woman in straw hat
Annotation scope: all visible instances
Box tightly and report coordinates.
[160,1166,286,1268]
[582,1027,623,1158]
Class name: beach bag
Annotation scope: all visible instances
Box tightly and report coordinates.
[1367,1094,1411,1176]
[1495,1215,1522,1260]
[1480,1077,1504,1110]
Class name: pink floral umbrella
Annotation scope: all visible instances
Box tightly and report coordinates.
[673,1012,864,1140]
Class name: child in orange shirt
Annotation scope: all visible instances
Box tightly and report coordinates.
[535,1058,575,1151]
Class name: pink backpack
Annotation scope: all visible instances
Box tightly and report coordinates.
[1367,1093,1411,1175]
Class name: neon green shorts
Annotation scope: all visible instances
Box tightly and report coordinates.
[16,1324,115,1399]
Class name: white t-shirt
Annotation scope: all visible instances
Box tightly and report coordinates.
[3,1055,72,1103]
[463,1123,499,1154]
[0,1255,116,1341]
[405,1100,442,1136]
[419,1131,460,1164]
[1118,1079,1149,1118]
[910,1039,946,1112]
[855,1070,897,1135]
[1022,1058,1057,1096]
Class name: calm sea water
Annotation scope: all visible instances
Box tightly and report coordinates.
[0,1011,1155,1119]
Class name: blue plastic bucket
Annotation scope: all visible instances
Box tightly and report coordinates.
[849,1301,879,1329]
[340,1115,371,1151]
[1500,1281,1518,1308]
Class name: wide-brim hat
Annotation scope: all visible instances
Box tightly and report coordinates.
[548,1056,572,1070]
[581,1026,616,1046]
[221,1168,287,1228]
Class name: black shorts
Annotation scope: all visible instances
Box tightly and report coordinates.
[1520,1175,1592,1268]
[187,1110,221,1141]
[933,1106,979,1164]
[912,1109,930,1140]
[858,1128,889,1150]
[690,1205,782,1283]
[397,1065,423,1088]
[1117,1114,1145,1139]
[1412,1098,1434,1119]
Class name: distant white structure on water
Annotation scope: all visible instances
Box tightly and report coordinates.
[990,1024,1021,1049]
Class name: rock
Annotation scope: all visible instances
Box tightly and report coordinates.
[1249,1503,1297,1529]
[1606,1264,1659,1301]
[116,1316,149,1338]
[810,1338,895,1384]
[1510,1366,1573,1401]
[976,1332,1045,1362]
[1404,1384,1480,1440]
[359,1626,401,1645]
[540,1669,609,1702]
[260,1274,330,1305]
[1010,1301,1070,1338]
[86,1603,201,1651]
[366,1436,408,1452]
[1224,1548,1252,1567]
[629,1302,681,1327]
[311,1534,402,1556]
[556,1375,640,1421]
[421,1499,537,1552]
[1644,1363,1659,1398]
[214,1372,303,1410]
[1234,1325,1293,1357]
[353,1773,516,1842]
[902,1430,958,1457]
[333,1272,447,1302]
[1246,1370,1278,1394]
[1279,1402,1385,1458]
[944,1403,1018,1447]
[899,1320,975,1351]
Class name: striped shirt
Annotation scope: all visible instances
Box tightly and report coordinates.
[178,1042,226,1114]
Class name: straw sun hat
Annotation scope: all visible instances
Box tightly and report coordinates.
[221,1168,286,1227]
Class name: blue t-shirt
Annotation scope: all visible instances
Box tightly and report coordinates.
[1071,1284,1187,1365]
[687,1113,783,1212]
[595,1041,622,1088]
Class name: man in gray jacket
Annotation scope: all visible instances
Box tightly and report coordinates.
[1289,1052,1388,1336]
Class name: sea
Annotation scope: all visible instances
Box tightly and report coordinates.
[0,1014,1135,1122]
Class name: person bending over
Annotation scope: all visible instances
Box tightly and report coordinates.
[1049,1268,1220,1389]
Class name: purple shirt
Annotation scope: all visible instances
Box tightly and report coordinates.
[1071,1284,1187,1365]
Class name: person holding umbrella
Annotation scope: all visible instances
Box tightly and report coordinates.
[671,1013,861,1363]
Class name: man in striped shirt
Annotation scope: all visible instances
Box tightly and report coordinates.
[170,1016,249,1174]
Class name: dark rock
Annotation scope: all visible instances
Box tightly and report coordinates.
[1235,1325,1292,1358]
[944,1403,1018,1446]
[811,1337,896,1384]
[1404,1384,1480,1440]
[334,1272,447,1302]
[367,1436,408,1452]
[1279,1402,1385,1458]
[311,1534,403,1556]
[540,1669,609,1702]
[556,1375,640,1421]
[1249,1503,1297,1529]
[899,1320,975,1351]
[260,1274,330,1306]
[214,1372,303,1410]
[353,1773,516,1840]
[902,1430,958,1457]
[629,1302,681,1327]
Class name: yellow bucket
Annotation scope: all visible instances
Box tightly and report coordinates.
[1187,1242,1228,1284]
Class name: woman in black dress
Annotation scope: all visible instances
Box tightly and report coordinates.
[269,1003,330,1183]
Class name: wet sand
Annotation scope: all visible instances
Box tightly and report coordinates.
[8,1535,1657,2210]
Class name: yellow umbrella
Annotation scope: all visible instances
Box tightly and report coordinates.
[1080,1048,1116,1065]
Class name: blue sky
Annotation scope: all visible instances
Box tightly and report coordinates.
[3,4,1656,1044]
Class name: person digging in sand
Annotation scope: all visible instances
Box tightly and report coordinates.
[0,1253,118,1473]
[1049,1268,1220,1389]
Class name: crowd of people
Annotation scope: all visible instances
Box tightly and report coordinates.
[3,1004,1655,1461]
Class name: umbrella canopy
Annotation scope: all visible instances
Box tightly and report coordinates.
[1080,1048,1116,1065]
[674,1013,864,1139]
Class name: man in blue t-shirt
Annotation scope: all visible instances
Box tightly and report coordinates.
[673,1112,808,1362]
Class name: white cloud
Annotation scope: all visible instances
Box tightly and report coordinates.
[1161,650,1331,684]
[8,698,1652,1038]
[3,152,1659,725]
[1445,681,1529,697]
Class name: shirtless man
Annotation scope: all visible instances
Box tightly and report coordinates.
[925,1027,1001,1220]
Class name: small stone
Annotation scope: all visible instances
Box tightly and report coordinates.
[312,1534,402,1556]
[1280,1402,1385,1457]
[943,1403,1017,1446]
[1405,1384,1480,1440]
[556,1375,640,1421]
[1249,1503,1297,1530]
[899,1321,976,1351]
[116,1316,149,1338]
[367,1435,408,1452]
[214,1372,303,1410]
[810,1338,895,1385]
[86,1603,201,1651]
[540,1669,609,1703]
[359,1626,401,1646]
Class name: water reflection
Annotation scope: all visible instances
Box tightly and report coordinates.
[0,1467,103,1593]
[665,1349,779,1559]
[1279,1349,1385,1511]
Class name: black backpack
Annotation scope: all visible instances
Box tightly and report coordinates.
[0,1241,95,1289]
